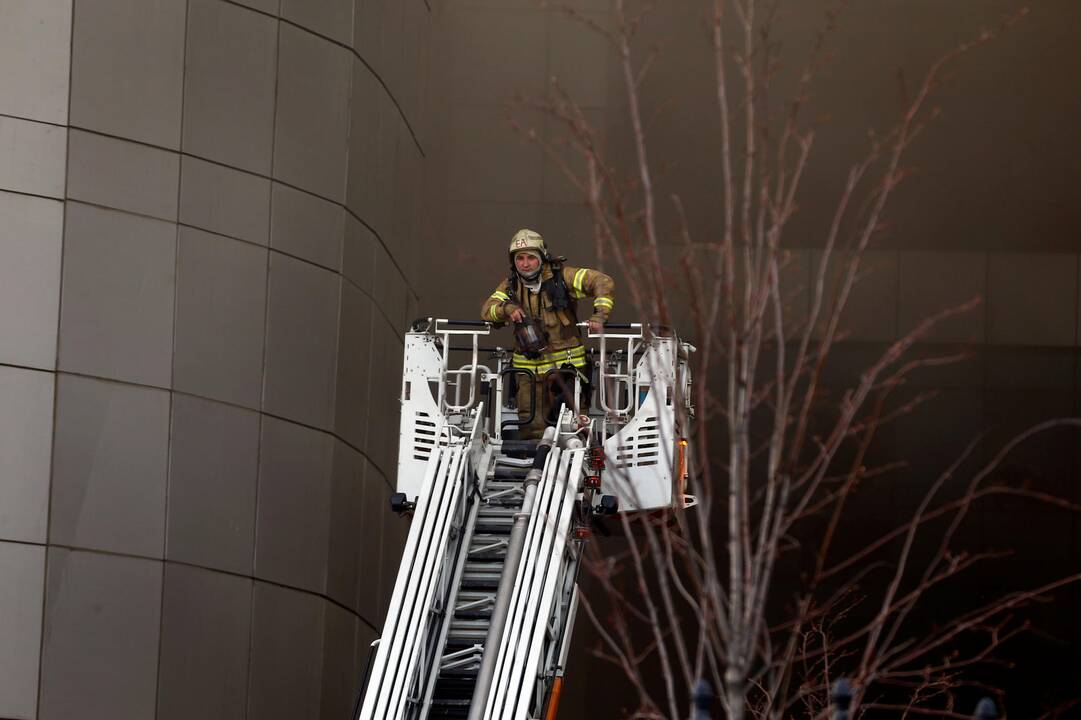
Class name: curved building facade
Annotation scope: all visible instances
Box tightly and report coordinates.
[0,1,428,718]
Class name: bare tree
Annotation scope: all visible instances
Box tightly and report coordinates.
[509,1,1081,717]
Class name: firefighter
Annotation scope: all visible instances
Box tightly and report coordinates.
[481,228,615,438]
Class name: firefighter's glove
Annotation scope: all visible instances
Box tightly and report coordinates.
[588,316,604,334]
[504,302,525,324]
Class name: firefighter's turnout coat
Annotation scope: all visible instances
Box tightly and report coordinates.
[480,263,615,374]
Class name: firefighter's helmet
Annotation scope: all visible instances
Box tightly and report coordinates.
[508,228,547,259]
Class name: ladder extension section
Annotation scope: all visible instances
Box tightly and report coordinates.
[481,447,582,720]
[425,451,533,718]
[360,446,469,719]
[359,439,582,720]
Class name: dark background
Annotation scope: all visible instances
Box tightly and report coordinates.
[422,1,1081,716]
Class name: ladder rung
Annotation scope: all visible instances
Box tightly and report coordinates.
[468,539,508,557]
[462,563,503,588]
[482,487,522,503]
[440,643,483,666]
[450,617,490,633]
[477,505,517,517]
[455,595,494,613]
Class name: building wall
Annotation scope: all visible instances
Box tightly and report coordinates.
[0,1,428,718]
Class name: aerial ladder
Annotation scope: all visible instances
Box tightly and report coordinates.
[355,319,696,720]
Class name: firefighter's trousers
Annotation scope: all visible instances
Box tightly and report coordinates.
[511,346,588,440]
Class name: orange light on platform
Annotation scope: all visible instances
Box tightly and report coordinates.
[544,676,564,720]
[676,438,689,498]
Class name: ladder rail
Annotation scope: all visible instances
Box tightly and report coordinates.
[359,446,465,719]
[360,448,449,718]
[393,448,469,718]
[410,458,477,714]
[418,454,490,715]
[484,456,555,719]
[513,457,579,720]
[480,445,562,719]
[417,499,482,712]
[489,449,579,720]
[546,563,581,683]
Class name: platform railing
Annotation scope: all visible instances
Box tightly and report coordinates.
[581,321,644,415]
[434,319,491,413]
